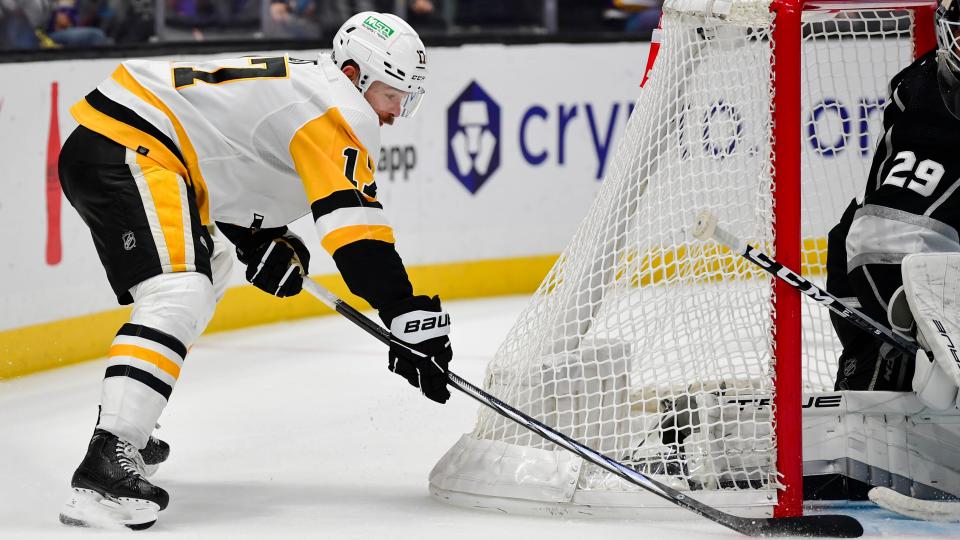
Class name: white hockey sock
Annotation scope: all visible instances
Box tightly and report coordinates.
[98,273,215,448]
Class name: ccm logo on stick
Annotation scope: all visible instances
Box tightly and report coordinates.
[746,247,856,319]
[405,314,451,333]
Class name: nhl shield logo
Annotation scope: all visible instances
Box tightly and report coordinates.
[122,231,136,251]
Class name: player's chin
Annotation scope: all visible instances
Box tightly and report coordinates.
[380,116,395,126]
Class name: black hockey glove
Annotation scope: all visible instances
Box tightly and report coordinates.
[242,229,310,297]
[217,223,311,297]
[379,296,452,404]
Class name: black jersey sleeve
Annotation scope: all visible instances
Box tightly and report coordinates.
[882,50,936,131]
[332,240,414,311]
[882,78,905,132]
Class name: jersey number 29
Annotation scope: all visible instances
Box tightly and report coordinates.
[882,151,945,197]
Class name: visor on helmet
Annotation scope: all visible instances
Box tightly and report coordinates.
[400,87,425,118]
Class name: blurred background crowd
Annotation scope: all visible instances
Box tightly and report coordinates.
[0,0,661,51]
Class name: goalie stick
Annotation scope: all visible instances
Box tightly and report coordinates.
[693,212,960,524]
[301,279,863,538]
[692,211,919,358]
[868,487,960,523]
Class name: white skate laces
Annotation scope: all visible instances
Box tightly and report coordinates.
[116,439,147,478]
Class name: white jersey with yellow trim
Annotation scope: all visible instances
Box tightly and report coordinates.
[70,53,393,256]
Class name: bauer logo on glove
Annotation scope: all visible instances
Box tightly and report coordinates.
[393,312,451,343]
[379,296,453,404]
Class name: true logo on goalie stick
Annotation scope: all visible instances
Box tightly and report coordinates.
[447,81,500,194]
[722,394,842,410]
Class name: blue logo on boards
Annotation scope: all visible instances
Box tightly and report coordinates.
[447,81,500,194]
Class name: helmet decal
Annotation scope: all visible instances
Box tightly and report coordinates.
[362,16,396,40]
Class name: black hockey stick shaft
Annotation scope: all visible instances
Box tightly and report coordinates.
[301,279,862,538]
[693,212,918,357]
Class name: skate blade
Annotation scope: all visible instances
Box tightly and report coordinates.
[59,488,159,530]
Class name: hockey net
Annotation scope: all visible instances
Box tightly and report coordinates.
[431,0,935,518]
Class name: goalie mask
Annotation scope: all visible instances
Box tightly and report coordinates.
[330,12,427,118]
[936,0,960,119]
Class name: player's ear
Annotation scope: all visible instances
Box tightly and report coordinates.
[341,63,360,85]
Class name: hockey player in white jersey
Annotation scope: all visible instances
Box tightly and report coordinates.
[57,12,450,530]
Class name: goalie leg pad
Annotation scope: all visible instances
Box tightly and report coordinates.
[902,253,960,410]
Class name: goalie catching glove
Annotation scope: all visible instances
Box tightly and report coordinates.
[216,223,311,297]
[379,296,452,404]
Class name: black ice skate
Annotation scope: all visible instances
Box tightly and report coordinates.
[59,429,169,530]
[140,435,170,478]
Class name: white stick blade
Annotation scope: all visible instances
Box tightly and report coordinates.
[869,487,960,523]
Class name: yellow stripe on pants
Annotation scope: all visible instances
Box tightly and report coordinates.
[137,153,189,272]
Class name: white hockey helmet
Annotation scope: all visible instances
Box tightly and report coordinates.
[331,12,427,118]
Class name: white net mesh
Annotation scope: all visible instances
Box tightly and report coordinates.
[439,1,918,506]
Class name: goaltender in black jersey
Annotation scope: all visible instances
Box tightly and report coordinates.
[57,12,454,531]
[827,0,960,410]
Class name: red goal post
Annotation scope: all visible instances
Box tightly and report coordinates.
[766,0,935,516]
[638,0,938,517]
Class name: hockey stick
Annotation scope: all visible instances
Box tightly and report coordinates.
[301,279,863,537]
[868,486,960,523]
[692,214,960,526]
[692,211,919,357]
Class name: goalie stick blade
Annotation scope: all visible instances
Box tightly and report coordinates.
[733,514,863,538]
[869,486,960,523]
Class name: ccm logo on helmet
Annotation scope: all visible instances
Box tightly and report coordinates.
[405,314,451,333]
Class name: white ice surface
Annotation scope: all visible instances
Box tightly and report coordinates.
[0,295,957,539]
